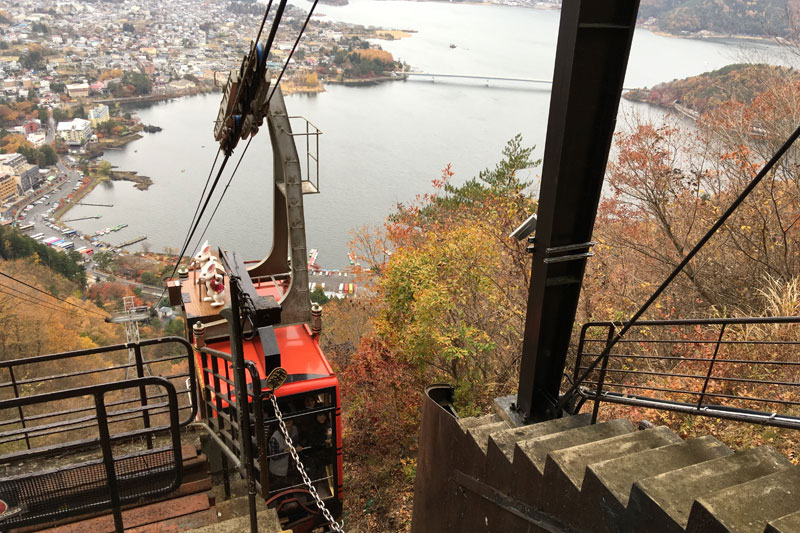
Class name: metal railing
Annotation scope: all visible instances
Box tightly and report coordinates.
[571,316,800,429]
[0,377,183,532]
[195,344,264,527]
[0,337,197,456]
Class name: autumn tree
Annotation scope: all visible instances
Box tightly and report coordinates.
[322,137,539,529]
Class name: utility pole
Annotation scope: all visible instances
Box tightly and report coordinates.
[107,296,151,378]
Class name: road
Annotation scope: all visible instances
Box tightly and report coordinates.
[14,158,100,263]
[46,113,55,144]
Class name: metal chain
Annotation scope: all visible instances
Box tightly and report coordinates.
[269,394,345,533]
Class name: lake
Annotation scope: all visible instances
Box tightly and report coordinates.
[68,0,792,268]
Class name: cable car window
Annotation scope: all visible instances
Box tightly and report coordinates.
[264,389,336,498]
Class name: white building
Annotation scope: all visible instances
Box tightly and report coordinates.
[57,118,92,146]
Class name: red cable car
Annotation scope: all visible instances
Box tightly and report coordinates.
[170,79,341,532]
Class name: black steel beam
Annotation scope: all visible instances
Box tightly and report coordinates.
[516,0,640,421]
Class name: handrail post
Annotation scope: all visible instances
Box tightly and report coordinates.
[9,368,31,450]
[95,391,124,533]
[133,343,153,449]
[591,324,615,424]
[206,348,232,499]
[697,324,727,409]
[246,361,269,497]
[193,323,208,421]
[222,277,259,533]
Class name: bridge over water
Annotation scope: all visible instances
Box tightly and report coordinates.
[395,72,634,91]
[396,72,554,85]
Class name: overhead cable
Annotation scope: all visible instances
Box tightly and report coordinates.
[0,285,84,318]
[166,0,288,284]
[189,0,319,249]
[0,270,106,318]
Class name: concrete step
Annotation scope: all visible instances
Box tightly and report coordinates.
[685,468,800,533]
[486,413,592,499]
[540,426,682,524]
[212,493,269,522]
[766,509,800,533]
[624,446,794,533]
[466,421,511,454]
[488,413,593,464]
[458,413,501,430]
[512,418,636,509]
[578,436,732,533]
[516,418,636,477]
[186,509,286,533]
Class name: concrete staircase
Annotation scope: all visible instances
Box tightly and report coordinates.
[448,410,800,532]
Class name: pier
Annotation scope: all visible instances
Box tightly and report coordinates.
[76,202,114,207]
[63,216,101,222]
[119,236,147,247]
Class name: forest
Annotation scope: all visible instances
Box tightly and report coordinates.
[314,70,800,531]
[624,64,800,115]
[639,0,795,37]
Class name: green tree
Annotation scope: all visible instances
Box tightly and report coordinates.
[52,107,69,122]
[93,250,115,271]
[140,271,160,286]
[310,286,330,305]
[122,22,135,33]
[38,144,57,166]
[20,50,44,70]
[96,160,112,177]
[122,71,152,95]
[164,318,185,337]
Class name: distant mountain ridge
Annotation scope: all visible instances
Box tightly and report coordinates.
[623,63,800,115]
[639,0,795,38]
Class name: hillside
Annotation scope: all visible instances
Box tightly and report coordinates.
[639,0,794,38]
[623,63,799,115]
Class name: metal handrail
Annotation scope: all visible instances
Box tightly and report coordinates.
[0,337,198,453]
[0,377,183,532]
[571,317,800,429]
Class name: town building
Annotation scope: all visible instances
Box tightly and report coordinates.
[0,174,17,203]
[88,104,110,127]
[0,153,28,175]
[17,163,40,194]
[57,118,92,146]
[65,82,90,98]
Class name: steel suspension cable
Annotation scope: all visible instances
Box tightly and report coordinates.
[192,1,319,245]
[166,0,289,284]
[168,154,231,280]
[267,0,320,103]
[0,284,85,318]
[183,2,317,251]
[0,270,106,318]
[192,137,254,250]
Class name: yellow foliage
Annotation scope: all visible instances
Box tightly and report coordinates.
[0,134,33,154]
[98,69,123,81]
[353,48,394,64]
